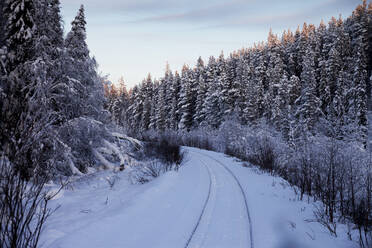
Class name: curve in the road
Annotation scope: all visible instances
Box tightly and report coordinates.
[194,151,255,248]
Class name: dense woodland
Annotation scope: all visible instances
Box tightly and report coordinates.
[0,1,109,178]
[108,2,372,147]
[106,2,372,246]
[0,1,114,246]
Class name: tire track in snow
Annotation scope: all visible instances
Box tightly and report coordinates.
[184,157,213,248]
[194,151,255,248]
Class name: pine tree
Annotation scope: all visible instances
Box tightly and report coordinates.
[163,65,174,129]
[140,74,153,131]
[156,80,168,131]
[352,47,368,145]
[296,44,321,135]
[111,77,129,126]
[1,0,69,177]
[1,0,37,175]
[178,66,193,130]
[272,73,290,134]
[4,0,37,71]
[149,80,159,130]
[204,71,222,128]
[128,85,143,131]
[330,70,348,139]
[65,5,106,121]
[346,1,370,145]
[266,43,285,122]
[194,74,207,126]
[169,71,181,130]
[218,52,231,116]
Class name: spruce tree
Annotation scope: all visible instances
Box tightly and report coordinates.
[194,74,207,126]
[163,65,174,129]
[155,80,167,131]
[141,74,153,131]
[65,5,106,120]
[1,0,69,177]
[296,44,321,135]
[170,71,181,130]
[149,80,159,130]
[178,66,193,130]
[204,71,222,128]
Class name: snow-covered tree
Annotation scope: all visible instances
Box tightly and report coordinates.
[64,5,106,121]
[169,71,181,130]
[194,74,207,126]
[140,74,153,131]
[178,66,194,130]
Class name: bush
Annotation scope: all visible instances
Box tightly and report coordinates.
[130,161,168,184]
[246,136,277,173]
[0,157,58,248]
[58,117,113,174]
[143,138,185,166]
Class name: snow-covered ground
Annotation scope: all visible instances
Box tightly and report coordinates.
[42,147,358,248]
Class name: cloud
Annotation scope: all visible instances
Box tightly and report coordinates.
[196,0,361,30]
[115,0,361,31]
[61,0,194,13]
[126,0,257,24]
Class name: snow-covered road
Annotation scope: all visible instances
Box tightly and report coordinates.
[184,150,253,248]
[42,147,357,248]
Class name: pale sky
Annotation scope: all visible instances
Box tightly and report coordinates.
[60,0,362,88]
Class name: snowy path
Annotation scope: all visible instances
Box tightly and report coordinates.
[43,147,357,248]
[185,150,253,248]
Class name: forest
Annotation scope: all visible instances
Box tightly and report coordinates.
[106,1,372,247]
[0,0,371,247]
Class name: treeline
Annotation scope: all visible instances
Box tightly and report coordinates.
[109,1,372,147]
[0,1,109,178]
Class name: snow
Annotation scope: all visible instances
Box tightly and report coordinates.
[112,132,142,150]
[66,154,83,176]
[103,139,125,165]
[93,148,116,170]
[42,147,358,248]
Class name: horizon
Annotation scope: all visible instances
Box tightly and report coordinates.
[60,0,363,88]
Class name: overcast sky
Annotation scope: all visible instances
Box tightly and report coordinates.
[60,0,362,88]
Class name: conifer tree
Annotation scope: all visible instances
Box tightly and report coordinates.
[158,81,168,131]
[178,66,193,130]
[65,5,106,121]
[204,71,222,128]
[140,74,153,131]
[149,80,159,130]
[194,74,207,126]
[296,44,321,135]
[163,65,174,129]
[1,0,68,177]
[170,71,181,130]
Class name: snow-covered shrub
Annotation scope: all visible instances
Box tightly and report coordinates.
[58,117,113,174]
[0,157,57,248]
[130,161,169,184]
[142,136,185,167]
